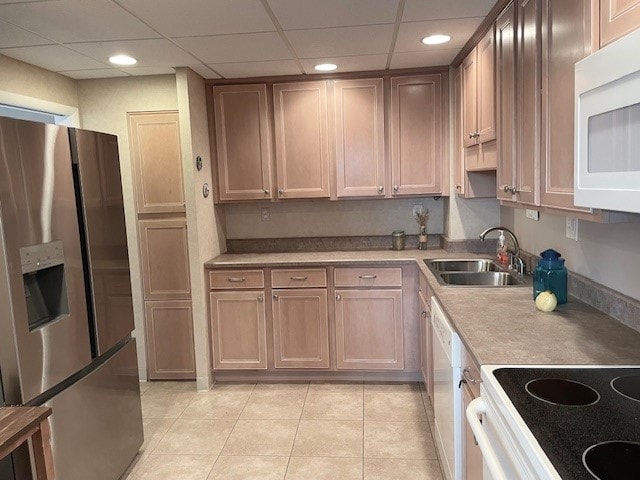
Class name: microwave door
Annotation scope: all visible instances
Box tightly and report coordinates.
[70,129,134,357]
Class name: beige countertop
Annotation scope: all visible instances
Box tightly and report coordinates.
[205,249,640,367]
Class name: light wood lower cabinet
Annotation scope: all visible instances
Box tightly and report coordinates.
[462,382,483,480]
[145,300,195,380]
[272,289,329,369]
[210,291,267,370]
[419,291,433,399]
[334,289,404,370]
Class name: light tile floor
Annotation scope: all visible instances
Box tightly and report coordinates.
[121,381,443,480]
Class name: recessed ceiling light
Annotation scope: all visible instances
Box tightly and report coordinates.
[314,63,337,72]
[421,34,451,45]
[109,54,137,66]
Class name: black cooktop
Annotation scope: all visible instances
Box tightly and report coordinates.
[494,368,640,480]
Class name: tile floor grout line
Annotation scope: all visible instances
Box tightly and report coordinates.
[283,382,310,479]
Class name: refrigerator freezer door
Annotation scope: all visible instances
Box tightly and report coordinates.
[43,339,143,480]
[70,129,135,355]
[0,118,92,403]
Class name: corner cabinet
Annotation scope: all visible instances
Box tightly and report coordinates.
[213,84,273,201]
[273,81,331,199]
[390,74,446,196]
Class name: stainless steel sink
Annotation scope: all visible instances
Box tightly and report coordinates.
[424,258,528,287]
[438,272,526,287]
[427,259,502,272]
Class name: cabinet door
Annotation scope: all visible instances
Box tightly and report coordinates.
[138,217,191,300]
[496,2,517,200]
[390,75,444,196]
[541,0,593,210]
[477,25,496,144]
[335,289,404,370]
[272,289,329,369]
[333,78,385,198]
[273,81,330,198]
[453,67,465,195]
[419,292,432,396]
[600,0,640,46]
[516,0,541,205]
[462,384,483,480]
[213,84,273,201]
[128,111,185,214]
[461,49,478,148]
[210,291,267,370]
[145,300,195,380]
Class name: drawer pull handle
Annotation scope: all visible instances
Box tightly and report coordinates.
[462,368,478,385]
[227,277,246,283]
[258,294,264,302]
[359,274,377,279]
[290,276,308,281]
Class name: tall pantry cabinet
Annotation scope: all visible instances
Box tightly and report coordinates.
[128,111,196,380]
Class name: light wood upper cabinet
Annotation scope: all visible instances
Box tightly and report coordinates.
[496,2,517,201]
[210,291,267,370]
[477,26,497,143]
[600,0,640,46]
[515,0,541,205]
[128,111,184,214]
[213,84,273,201]
[335,289,404,370]
[333,78,385,198]
[138,217,191,300]
[273,81,330,199]
[390,75,444,196]
[540,0,593,210]
[145,300,195,380]
[272,289,330,369]
[461,50,478,148]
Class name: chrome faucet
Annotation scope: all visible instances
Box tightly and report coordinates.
[479,226,526,275]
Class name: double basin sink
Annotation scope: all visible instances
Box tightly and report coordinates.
[425,258,527,287]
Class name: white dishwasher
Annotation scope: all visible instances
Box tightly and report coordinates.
[431,296,462,480]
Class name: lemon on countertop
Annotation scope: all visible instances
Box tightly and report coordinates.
[535,291,558,312]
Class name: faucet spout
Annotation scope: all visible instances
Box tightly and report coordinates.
[479,226,520,258]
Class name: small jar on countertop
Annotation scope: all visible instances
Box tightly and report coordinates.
[391,230,406,251]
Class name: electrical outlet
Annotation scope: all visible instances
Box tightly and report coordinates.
[526,209,540,221]
[412,204,424,217]
[566,217,578,240]
[261,207,270,221]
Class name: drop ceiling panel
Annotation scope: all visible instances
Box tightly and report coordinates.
[0,19,54,48]
[0,45,107,71]
[174,32,292,63]
[119,65,177,76]
[116,0,275,37]
[403,0,497,21]
[395,17,484,53]
[390,48,459,69]
[0,0,160,43]
[268,0,398,29]
[70,39,197,66]
[209,59,301,78]
[185,64,222,79]
[60,68,129,79]
[299,54,388,74]
[286,24,395,58]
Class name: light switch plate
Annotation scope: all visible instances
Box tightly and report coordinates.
[261,207,270,221]
[412,204,424,217]
[526,209,540,221]
[566,217,578,240]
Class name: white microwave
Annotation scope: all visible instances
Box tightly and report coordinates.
[574,28,640,214]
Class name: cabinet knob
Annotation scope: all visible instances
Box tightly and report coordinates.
[421,311,427,318]
[455,185,461,190]
[264,189,269,195]
[278,189,284,195]
[393,185,399,192]
[510,186,520,194]
[378,186,384,193]
[258,294,264,302]
[273,294,278,300]
[336,294,341,301]
[502,184,512,193]
[468,132,479,139]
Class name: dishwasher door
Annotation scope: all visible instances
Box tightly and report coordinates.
[431,297,461,480]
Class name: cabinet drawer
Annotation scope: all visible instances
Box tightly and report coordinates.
[334,267,402,287]
[461,346,481,398]
[209,269,264,289]
[271,268,327,288]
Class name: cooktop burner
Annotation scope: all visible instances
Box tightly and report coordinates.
[493,367,640,480]
[583,441,640,480]
[526,378,600,406]
[611,375,640,402]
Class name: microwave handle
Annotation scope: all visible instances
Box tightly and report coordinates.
[466,398,509,480]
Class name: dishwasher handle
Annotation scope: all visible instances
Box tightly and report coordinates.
[466,397,508,480]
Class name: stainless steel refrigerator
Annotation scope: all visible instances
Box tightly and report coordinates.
[0,118,143,480]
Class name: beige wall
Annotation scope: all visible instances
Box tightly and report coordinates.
[501,207,640,301]
[77,75,179,380]
[176,67,226,391]
[224,198,444,239]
